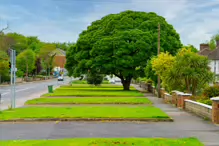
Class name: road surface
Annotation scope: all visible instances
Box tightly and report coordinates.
[0,77,71,110]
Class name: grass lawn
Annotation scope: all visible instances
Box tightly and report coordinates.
[0,106,169,120]
[44,89,144,97]
[72,80,110,84]
[25,97,152,105]
[58,87,137,91]
[64,84,135,88]
[0,138,203,146]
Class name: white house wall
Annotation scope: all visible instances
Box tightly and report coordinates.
[209,61,214,73]
[209,60,219,75]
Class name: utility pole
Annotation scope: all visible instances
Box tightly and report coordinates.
[157,23,161,98]
[10,49,16,108]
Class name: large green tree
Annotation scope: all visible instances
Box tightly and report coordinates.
[0,50,10,83]
[17,49,36,79]
[39,43,56,76]
[6,33,28,54]
[67,10,182,90]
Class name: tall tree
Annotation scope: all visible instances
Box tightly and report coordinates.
[17,49,36,79]
[6,33,28,54]
[39,43,56,76]
[0,50,9,83]
[67,10,182,90]
[26,36,42,53]
[209,33,219,50]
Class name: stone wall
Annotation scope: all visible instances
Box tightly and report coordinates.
[134,81,219,124]
[184,99,212,120]
[164,93,172,103]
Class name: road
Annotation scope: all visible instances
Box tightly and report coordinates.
[0,93,219,146]
[0,77,71,110]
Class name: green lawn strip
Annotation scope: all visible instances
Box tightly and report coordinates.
[44,90,144,97]
[0,106,169,121]
[67,84,135,88]
[25,97,152,105]
[72,80,110,84]
[58,87,137,91]
[0,138,203,146]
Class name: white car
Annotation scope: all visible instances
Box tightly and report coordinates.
[58,76,64,81]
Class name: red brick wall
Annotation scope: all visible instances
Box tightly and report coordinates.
[53,56,66,68]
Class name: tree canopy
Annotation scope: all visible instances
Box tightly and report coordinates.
[17,49,36,79]
[152,48,214,94]
[66,10,182,90]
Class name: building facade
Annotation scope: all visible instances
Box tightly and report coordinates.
[198,41,219,75]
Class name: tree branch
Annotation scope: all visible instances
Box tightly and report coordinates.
[0,23,9,34]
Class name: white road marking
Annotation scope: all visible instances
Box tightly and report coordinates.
[0,87,34,96]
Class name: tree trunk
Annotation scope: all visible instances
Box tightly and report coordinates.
[122,79,131,91]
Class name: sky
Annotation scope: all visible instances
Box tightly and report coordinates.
[0,0,219,49]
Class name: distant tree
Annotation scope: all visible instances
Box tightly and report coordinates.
[39,43,56,76]
[183,44,198,53]
[17,49,36,79]
[209,33,219,50]
[26,36,42,54]
[67,10,182,90]
[6,33,28,54]
[0,50,10,83]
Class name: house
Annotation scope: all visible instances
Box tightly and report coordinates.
[49,48,67,76]
[50,48,66,69]
[198,40,219,75]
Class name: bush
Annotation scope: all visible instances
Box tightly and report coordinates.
[146,79,153,84]
[16,70,24,78]
[72,80,87,84]
[197,99,212,106]
[87,73,103,86]
[203,85,219,98]
[0,74,10,83]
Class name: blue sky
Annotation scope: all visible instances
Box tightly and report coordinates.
[1,0,219,49]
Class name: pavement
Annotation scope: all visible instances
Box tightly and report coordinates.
[0,84,219,146]
[0,77,71,110]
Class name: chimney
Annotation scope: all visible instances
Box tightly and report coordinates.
[200,43,209,51]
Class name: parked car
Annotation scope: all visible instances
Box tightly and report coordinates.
[58,76,64,81]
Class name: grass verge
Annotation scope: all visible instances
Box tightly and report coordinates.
[0,138,203,146]
[0,106,169,121]
[58,87,137,91]
[25,97,152,105]
[43,90,144,97]
[65,84,135,88]
[72,80,110,84]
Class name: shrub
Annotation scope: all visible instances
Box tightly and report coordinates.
[0,74,10,83]
[87,73,103,86]
[203,85,219,98]
[146,79,153,84]
[16,70,24,78]
[197,99,212,106]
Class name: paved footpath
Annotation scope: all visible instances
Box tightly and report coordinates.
[0,85,219,146]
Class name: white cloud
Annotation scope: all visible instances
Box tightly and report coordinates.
[80,0,219,49]
[1,0,219,50]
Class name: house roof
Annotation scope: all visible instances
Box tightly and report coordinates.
[198,48,211,56]
[49,48,66,56]
[207,47,219,60]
